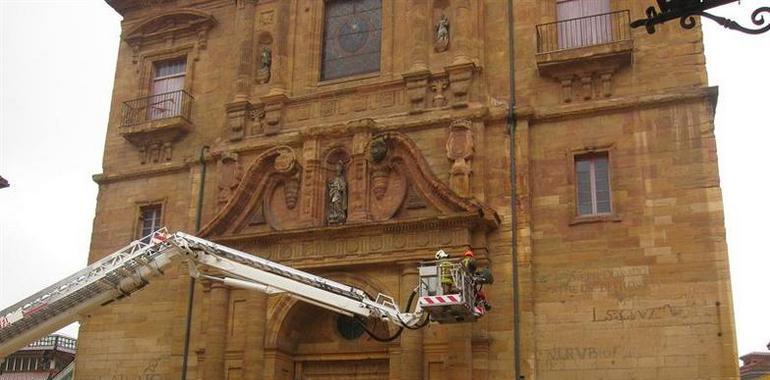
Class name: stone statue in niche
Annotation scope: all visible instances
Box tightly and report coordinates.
[435,14,450,52]
[257,46,272,84]
[326,161,348,225]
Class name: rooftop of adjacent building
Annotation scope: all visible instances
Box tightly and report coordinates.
[741,351,770,379]
[0,334,76,380]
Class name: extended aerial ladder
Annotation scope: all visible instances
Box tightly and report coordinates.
[0,229,487,358]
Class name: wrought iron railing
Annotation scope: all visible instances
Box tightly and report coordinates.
[25,334,77,351]
[537,10,631,54]
[121,89,193,126]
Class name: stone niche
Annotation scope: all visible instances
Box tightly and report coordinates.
[198,125,499,269]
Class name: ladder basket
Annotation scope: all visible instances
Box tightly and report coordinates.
[416,259,484,323]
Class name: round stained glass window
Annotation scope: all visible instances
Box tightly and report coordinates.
[336,314,365,340]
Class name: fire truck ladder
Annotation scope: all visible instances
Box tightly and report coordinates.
[0,229,431,358]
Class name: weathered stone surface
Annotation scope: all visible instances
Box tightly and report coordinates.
[79,1,737,379]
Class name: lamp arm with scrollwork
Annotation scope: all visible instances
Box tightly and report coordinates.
[631,0,770,35]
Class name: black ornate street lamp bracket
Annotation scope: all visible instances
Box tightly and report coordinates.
[631,0,770,34]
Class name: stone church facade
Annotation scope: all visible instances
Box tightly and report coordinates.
[78,0,739,378]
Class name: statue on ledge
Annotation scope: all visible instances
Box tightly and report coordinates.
[326,161,348,225]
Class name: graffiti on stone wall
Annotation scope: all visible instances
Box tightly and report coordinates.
[592,304,682,322]
[78,358,163,380]
[538,346,627,370]
[542,265,650,298]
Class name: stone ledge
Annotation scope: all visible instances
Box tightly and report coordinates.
[518,86,718,123]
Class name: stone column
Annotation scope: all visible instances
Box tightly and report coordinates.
[348,127,373,222]
[232,0,257,102]
[300,138,323,227]
[399,263,423,379]
[243,293,266,380]
[227,0,257,141]
[451,0,473,65]
[202,283,230,380]
[408,0,430,72]
[446,324,473,380]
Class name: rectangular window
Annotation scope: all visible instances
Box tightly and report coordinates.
[149,58,186,120]
[556,0,612,49]
[321,0,382,81]
[138,204,163,242]
[575,152,611,216]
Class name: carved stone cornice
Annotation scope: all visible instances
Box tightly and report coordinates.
[520,86,719,123]
[206,214,490,270]
[122,8,217,61]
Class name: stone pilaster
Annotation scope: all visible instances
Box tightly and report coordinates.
[451,0,473,65]
[300,138,323,227]
[399,263,423,380]
[348,128,373,222]
[202,283,230,380]
[242,293,266,380]
[408,0,429,72]
[232,0,257,103]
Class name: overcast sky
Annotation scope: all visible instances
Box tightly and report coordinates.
[0,0,768,361]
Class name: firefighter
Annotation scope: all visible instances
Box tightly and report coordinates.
[474,267,494,311]
[436,249,455,294]
[461,248,477,274]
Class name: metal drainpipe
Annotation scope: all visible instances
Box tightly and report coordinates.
[506,0,523,379]
[181,145,209,380]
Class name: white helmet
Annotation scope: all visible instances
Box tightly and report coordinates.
[435,249,448,260]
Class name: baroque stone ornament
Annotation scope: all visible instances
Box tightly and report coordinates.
[217,152,243,209]
[435,14,450,52]
[446,119,474,197]
[369,136,388,163]
[273,147,296,173]
[326,161,348,225]
[431,77,449,107]
[257,46,272,84]
[284,177,300,210]
[371,166,391,200]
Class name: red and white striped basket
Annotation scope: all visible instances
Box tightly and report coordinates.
[419,294,463,307]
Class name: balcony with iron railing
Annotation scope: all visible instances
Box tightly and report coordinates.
[537,10,632,54]
[119,89,194,146]
[534,10,634,101]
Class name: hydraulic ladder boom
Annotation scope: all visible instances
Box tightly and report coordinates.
[0,230,430,358]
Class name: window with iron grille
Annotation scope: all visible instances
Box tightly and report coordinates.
[575,152,611,216]
[321,0,382,81]
[138,204,163,242]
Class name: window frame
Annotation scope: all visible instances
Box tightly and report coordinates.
[134,199,167,242]
[319,0,384,82]
[137,46,194,99]
[568,146,621,225]
[298,0,394,90]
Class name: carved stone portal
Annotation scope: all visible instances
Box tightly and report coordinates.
[326,161,348,225]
